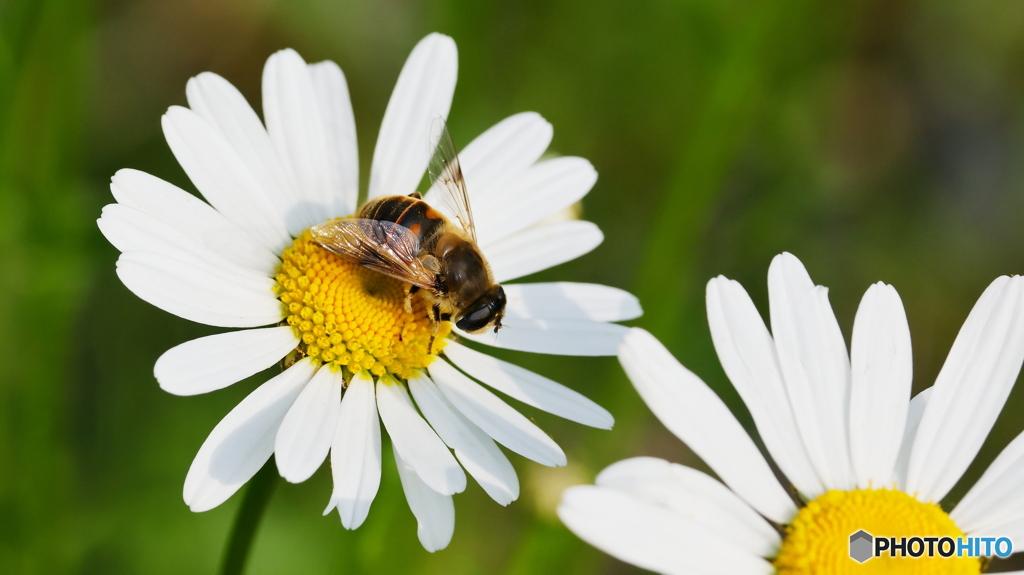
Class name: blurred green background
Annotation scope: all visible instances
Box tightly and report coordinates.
[3,0,1024,573]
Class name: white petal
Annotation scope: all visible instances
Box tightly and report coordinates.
[97,203,211,266]
[501,282,642,323]
[484,221,603,282]
[443,340,613,428]
[619,328,797,524]
[115,251,281,328]
[849,282,913,490]
[394,444,455,553]
[906,275,1024,503]
[558,485,774,575]
[475,157,596,247]
[706,277,824,498]
[98,204,267,281]
[262,49,337,227]
[408,373,519,505]
[369,33,457,200]
[449,111,552,204]
[155,327,299,396]
[595,457,781,558]
[184,358,316,511]
[309,60,359,217]
[161,106,291,252]
[428,358,566,467]
[768,252,855,491]
[184,72,310,236]
[324,372,381,529]
[894,387,932,490]
[376,378,466,496]
[274,366,342,483]
[953,429,1024,535]
[110,169,278,274]
[457,317,627,356]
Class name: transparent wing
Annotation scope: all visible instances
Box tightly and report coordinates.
[310,219,437,290]
[427,119,477,242]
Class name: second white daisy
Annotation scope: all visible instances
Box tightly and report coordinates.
[560,252,1024,573]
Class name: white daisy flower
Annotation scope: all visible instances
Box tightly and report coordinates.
[98,32,639,552]
[559,252,1024,574]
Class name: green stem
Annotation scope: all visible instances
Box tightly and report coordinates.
[220,459,279,575]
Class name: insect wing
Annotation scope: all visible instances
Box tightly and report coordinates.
[310,219,437,290]
[426,119,477,242]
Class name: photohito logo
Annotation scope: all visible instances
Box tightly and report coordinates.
[849,531,873,563]
[849,530,1013,562]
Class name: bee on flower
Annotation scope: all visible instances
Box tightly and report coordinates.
[98,33,639,551]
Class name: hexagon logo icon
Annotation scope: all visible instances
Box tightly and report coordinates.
[849,530,873,563]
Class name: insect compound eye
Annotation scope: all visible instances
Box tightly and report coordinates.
[455,301,495,333]
[455,286,507,334]
[494,285,507,308]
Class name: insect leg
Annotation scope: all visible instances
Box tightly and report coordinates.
[429,320,441,356]
[403,283,415,313]
[428,303,442,355]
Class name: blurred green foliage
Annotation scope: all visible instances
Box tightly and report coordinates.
[2,0,1024,573]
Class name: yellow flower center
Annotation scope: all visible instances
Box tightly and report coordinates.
[774,489,981,575]
[273,229,450,379]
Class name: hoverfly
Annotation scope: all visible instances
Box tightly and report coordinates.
[310,120,506,351]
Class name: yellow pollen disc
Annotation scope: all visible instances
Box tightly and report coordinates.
[774,489,980,574]
[273,230,451,379]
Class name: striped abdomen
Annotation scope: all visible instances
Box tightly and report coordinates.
[358,195,447,251]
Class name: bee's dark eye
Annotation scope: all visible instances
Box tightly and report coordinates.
[456,302,495,333]
[456,286,506,334]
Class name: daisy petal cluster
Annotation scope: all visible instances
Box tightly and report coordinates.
[559,252,1024,573]
[99,33,640,551]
